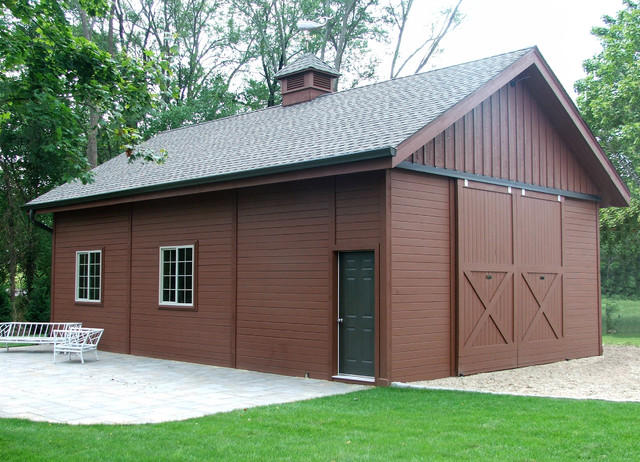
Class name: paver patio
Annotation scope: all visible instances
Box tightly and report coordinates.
[0,345,366,425]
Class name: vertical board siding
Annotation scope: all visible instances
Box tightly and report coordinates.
[53,207,130,352]
[409,81,598,196]
[563,198,600,358]
[129,193,234,365]
[390,170,451,382]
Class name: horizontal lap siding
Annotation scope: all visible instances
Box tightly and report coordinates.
[129,193,234,366]
[563,198,600,358]
[409,81,598,196]
[390,170,451,382]
[335,173,382,246]
[53,207,130,352]
[236,179,332,379]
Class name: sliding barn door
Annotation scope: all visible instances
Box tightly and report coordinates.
[516,194,565,367]
[458,184,517,374]
[458,181,565,375]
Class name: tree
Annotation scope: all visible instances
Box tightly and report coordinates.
[94,0,249,137]
[575,1,640,297]
[575,1,640,185]
[317,0,383,89]
[231,0,322,106]
[387,0,464,79]
[599,198,640,297]
[0,0,161,319]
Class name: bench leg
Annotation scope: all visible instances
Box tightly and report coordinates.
[94,349,99,361]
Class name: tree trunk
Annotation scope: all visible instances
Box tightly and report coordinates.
[80,8,99,168]
[87,109,99,168]
[108,0,116,56]
[2,167,18,320]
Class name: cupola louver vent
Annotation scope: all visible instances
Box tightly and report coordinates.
[286,74,305,91]
[313,72,332,90]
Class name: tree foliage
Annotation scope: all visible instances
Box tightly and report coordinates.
[0,0,160,319]
[0,0,463,318]
[575,1,640,297]
[576,0,640,185]
[599,197,640,297]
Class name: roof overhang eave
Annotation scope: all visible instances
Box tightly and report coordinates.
[24,146,397,213]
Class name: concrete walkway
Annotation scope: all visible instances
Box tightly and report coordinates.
[0,345,367,425]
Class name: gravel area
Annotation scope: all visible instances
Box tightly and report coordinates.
[403,345,640,402]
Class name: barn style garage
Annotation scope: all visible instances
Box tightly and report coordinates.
[27,48,629,384]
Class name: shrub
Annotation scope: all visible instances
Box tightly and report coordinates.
[0,285,11,322]
[25,272,50,322]
[604,301,621,333]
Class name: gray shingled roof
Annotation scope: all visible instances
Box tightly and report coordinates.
[28,48,532,209]
[274,53,341,79]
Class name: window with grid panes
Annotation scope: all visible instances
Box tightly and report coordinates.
[76,250,102,302]
[159,246,194,305]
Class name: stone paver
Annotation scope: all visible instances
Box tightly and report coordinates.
[1,345,367,425]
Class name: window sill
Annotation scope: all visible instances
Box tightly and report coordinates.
[158,305,197,312]
[74,300,104,307]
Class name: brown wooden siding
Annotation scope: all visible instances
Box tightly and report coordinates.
[457,180,600,375]
[52,207,131,353]
[50,164,600,381]
[389,170,451,382]
[563,198,600,359]
[457,182,516,374]
[51,173,383,379]
[335,174,382,247]
[235,173,383,379]
[129,192,235,366]
[515,192,565,367]
[408,81,598,196]
[235,179,332,378]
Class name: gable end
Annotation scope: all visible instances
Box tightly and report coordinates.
[403,79,599,198]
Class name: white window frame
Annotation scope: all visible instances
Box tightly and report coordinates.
[75,250,102,303]
[159,245,195,307]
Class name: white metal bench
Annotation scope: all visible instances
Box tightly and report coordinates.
[53,328,104,363]
[0,322,82,350]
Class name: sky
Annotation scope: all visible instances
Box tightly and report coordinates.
[389,0,624,99]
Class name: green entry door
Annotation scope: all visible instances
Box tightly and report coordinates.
[338,251,375,377]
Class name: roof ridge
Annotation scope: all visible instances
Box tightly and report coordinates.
[319,47,536,98]
[152,48,535,137]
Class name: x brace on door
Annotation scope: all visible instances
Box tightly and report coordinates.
[520,272,563,342]
[462,270,514,348]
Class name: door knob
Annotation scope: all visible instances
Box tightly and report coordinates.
[337,318,344,324]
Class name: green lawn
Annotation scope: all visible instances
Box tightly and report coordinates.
[602,297,640,346]
[1,387,638,461]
